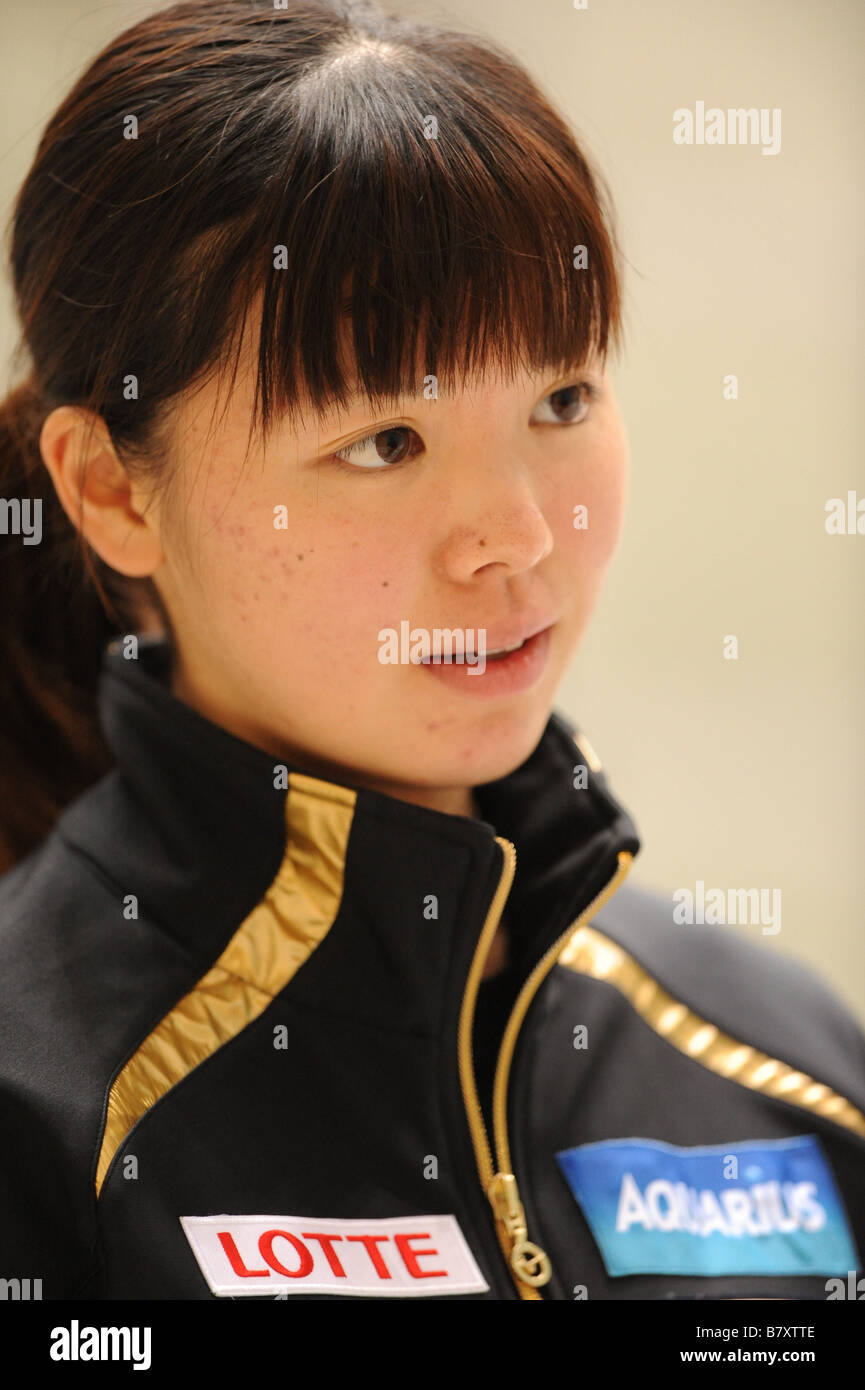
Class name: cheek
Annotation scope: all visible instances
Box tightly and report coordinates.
[552,433,628,570]
[192,502,414,654]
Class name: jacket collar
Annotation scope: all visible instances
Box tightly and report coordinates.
[60,634,640,1023]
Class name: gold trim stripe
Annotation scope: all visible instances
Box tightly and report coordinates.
[558,924,865,1138]
[574,731,602,774]
[95,773,356,1195]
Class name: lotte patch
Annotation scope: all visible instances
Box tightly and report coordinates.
[180,1212,490,1297]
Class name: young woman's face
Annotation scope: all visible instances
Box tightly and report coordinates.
[150,324,630,815]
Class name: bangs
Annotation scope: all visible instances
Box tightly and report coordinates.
[228,36,622,437]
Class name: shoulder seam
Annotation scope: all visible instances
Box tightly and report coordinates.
[555,925,865,1141]
[54,830,216,973]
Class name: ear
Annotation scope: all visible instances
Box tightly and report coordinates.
[39,406,164,577]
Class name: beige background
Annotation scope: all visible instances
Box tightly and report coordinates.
[1,0,863,1021]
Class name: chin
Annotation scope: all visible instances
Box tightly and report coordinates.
[450,700,554,784]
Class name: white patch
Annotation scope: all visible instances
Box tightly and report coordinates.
[180,1212,490,1297]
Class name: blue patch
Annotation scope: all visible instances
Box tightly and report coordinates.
[555,1135,859,1278]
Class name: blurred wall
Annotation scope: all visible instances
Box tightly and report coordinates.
[1,0,862,1020]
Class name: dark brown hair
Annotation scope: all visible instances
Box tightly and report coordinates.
[0,0,624,871]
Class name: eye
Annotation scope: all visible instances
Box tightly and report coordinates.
[331,424,424,470]
[531,379,599,426]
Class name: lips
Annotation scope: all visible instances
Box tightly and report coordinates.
[474,618,556,659]
[411,617,558,664]
[486,637,528,656]
[418,622,553,696]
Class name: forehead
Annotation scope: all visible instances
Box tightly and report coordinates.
[313,315,602,415]
[171,284,604,451]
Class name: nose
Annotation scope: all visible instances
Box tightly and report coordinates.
[434,450,555,582]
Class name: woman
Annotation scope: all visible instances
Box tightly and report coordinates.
[0,0,862,1301]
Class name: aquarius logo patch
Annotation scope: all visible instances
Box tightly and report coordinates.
[555,1135,859,1277]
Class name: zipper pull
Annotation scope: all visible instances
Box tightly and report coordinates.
[487,1172,552,1287]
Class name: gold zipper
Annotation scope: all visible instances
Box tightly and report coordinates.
[457,836,634,1300]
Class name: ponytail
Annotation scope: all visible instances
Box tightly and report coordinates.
[0,377,140,873]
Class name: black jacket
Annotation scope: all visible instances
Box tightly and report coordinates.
[0,636,863,1301]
